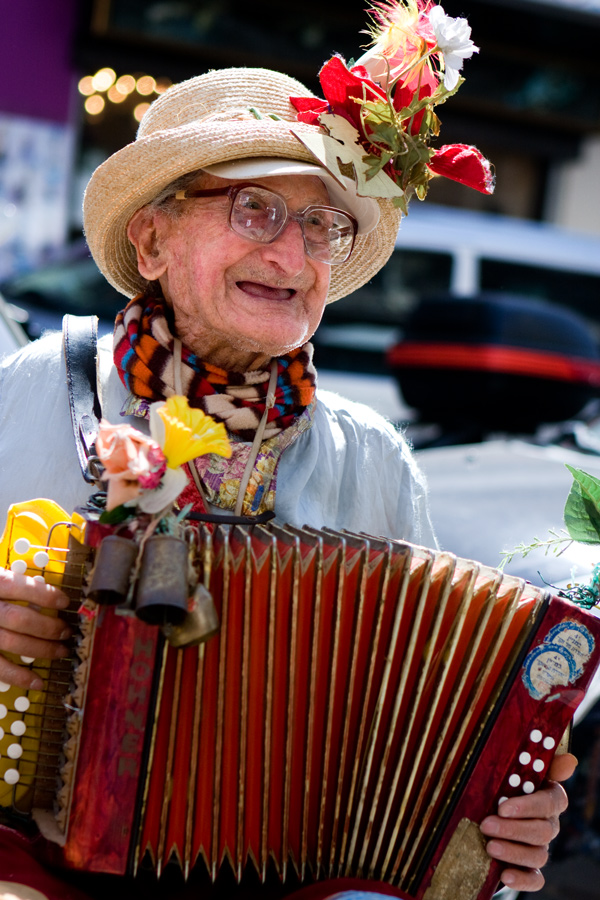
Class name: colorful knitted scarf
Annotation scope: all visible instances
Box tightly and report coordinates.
[113,294,317,441]
[113,294,317,516]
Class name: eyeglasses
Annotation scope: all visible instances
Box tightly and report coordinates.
[174,183,358,266]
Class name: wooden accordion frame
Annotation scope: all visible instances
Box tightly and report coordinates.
[1,499,600,900]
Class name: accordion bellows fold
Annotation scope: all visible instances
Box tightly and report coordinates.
[1,512,599,900]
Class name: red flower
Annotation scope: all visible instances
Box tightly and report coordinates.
[290,56,495,199]
[428,143,495,195]
[393,71,436,134]
[291,56,387,138]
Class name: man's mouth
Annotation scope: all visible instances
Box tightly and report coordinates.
[236,281,295,302]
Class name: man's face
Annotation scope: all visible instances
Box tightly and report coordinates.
[151,173,331,370]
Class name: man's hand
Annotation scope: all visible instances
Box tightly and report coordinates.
[0,567,72,690]
[480,751,577,892]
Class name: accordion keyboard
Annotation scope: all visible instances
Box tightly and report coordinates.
[0,500,88,818]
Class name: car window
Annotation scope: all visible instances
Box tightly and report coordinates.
[0,258,123,324]
[323,249,454,324]
[480,259,600,340]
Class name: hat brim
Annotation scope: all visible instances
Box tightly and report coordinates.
[84,113,400,304]
[202,157,381,235]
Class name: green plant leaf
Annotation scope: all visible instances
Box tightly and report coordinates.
[99,504,136,525]
[392,195,409,214]
[564,465,600,543]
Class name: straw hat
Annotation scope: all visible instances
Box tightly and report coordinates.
[83,67,401,304]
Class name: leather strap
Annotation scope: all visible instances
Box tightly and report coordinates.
[63,314,101,483]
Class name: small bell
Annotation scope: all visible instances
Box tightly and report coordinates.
[135,535,189,626]
[86,535,138,605]
[162,583,220,648]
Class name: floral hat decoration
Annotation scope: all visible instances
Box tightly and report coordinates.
[290,0,494,215]
[96,396,231,519]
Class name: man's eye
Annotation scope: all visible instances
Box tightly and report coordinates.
[305,212,330,228]
[241,197,265,211]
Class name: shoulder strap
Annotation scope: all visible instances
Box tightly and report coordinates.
[63,314,101,483]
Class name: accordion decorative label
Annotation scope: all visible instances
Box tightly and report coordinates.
[522,618,595,700]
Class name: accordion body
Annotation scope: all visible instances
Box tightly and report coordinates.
[1,500,600,900]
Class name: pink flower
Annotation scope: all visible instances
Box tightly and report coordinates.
[96,422,167,511]
[356,0,438,91]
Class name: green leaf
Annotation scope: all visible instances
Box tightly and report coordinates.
[99,504,136,525]
[566,465,600,508]
[564,465,600,543]
[392,195,409,215]
[364,150,393,179]
[369,122,399,147]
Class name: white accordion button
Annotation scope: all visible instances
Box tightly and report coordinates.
[523,781,535,794]
[7,743,23,760]
[32,576,45,585]
[20,657,35,665]
[543,736,556,750]
[10,721,26,736]
[14,696,29,713]
[10,559,27,575]
[509,773,521,788]
[519,751,531,765]
[0,726,4,740]
[0,682,9,692]
[13,538,30,554]
[530,729,543,743]
[533,759,545,773]
[4,768,20,785]
[33,551,49,568]
[0,704,7,719]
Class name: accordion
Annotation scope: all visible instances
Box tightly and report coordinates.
[1,498,600,900]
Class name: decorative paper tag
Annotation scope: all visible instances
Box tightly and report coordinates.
[291,116,405,200]
[522,619,595,700]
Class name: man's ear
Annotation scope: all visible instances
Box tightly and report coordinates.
[127,207,169,281]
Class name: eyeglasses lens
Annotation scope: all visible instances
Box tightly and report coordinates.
[230,187,355,265]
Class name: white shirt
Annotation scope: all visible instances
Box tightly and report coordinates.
[0,331,436,547]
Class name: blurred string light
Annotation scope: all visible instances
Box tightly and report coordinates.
[78,68,172,120]
[84,94,105,115]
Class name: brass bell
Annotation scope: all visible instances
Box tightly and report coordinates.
[135,535,189,626]
[86,535,138,605]
[162,583,220,648]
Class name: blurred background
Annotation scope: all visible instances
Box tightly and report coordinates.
[1,1,600,897]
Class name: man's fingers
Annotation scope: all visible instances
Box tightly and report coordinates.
[498,865,545,892]
[0,601,72,643]
[481,813,559,848]
[485,833,550,870]
[0,569,69,609]
[547,751,577,783]
[488,780,568,823]
[0,568,72,689]
[0,655,46,691]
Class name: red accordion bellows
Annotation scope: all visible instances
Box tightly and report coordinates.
[3,522,600,900]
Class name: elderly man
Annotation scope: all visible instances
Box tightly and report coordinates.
[0,12,577,900]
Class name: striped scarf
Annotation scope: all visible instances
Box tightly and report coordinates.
[113,294,317,441]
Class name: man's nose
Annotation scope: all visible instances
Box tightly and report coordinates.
[260,218,307,276]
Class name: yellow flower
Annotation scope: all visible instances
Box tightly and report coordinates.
[151,396,231,469]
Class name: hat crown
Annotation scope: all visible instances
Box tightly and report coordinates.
[137,68,312,140]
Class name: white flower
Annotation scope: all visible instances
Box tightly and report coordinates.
[137,466,188,514]
[428,6,479,91]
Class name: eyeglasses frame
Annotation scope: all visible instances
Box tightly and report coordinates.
[173,182,358,265]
